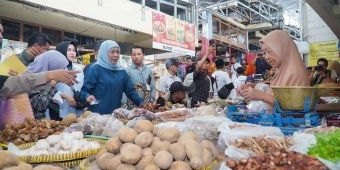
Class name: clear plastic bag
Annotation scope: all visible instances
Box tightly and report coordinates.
[101,116,124,137]
[217,121,284,150]
[224,145,255,160]
[64,113,110,135]
[155,108,194,121]
[183,116,230,141]
[288,132,316,154]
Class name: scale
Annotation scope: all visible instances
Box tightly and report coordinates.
[226,97,320,135]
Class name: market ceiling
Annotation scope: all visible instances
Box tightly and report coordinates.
[306,0,340,39]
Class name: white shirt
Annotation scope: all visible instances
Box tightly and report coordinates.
[158,73,181,96]
[231,63,242,74]
[230,75,247,99]
[212,70,232,98]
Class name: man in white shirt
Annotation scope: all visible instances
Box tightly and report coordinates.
[158,58,181,98]
[230,55,242,74]
[212,59,232,99]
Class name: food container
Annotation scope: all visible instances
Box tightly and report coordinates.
[271,86,340,111]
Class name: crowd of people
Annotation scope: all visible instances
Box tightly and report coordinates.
[0,23,339,128]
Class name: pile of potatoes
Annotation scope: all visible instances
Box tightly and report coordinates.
[0,150,63,170]
[95,120,218,170]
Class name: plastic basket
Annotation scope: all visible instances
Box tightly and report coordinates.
[17,138,106,167]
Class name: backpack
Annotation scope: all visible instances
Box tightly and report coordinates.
[215,75,234,99]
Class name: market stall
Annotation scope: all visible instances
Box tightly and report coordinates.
[0,85,340,170]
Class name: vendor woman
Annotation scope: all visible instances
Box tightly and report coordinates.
[157,81,187,106]
[239,30,310,106]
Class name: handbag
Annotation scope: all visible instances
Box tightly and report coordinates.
[73,89,89,110]
[215,76,234,99]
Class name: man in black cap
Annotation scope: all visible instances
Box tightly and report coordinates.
[158,58,182,98]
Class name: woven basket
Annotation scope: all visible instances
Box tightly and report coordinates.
[79,155,219,170]
[17,138,106,167]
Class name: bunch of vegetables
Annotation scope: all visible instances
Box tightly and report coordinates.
[308,129,340,162]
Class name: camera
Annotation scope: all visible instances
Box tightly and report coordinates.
[314,65,325,71]
[208,39,227,56]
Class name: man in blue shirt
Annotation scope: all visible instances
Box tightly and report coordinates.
[122,47,155,108]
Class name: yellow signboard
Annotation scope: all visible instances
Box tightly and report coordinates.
[308,40,339,66]
[0,55,27,75]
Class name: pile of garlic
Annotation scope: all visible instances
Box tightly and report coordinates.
[16,131,100,156]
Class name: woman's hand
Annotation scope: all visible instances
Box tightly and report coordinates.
[64,94,76,106]
[239,87,262,102]
[207,45,216,55]
[86,95,96,103]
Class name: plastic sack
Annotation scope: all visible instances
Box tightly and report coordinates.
[288,132,316,154]
[183,116,230,141]
[225,145,255,160]
[246,101,271,113]
[217,121,284,150]
[125,116,149,128]
[155,108,194,122]
[195,105,218,116]
[112,108,131,119]
[64,113,110,135]
[155,121,187,132]
[101,116,124,137]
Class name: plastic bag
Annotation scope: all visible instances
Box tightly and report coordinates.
[246,101,271,113]
[195,105,218,116]
[224,145,255,160]
[101,116,124,137]
[217,121,284,150]
[125,116,149,128]
[64,113,110,135]
[183,116,230,141]
[112,108,131,119]
[288,132,316,154]
[155,108,194,121]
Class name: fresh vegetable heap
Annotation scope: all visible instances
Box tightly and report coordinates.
[308,129,340,162]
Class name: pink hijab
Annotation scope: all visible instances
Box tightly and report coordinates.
[260,30,310,86]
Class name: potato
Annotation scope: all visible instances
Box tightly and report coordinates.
[153,126,159,136]
[120,143,143,165]
[136,155,154,170]
[169,143,186,161]
[76,117,84,123]
[135,132,153,148]
[151,140,171,155]
[61,113,77,126]
[95,149,108,160]
[178,131,198,144]
[142,147,153,156]
[134,120,154,133]
[200,140,218,158]
[107,155,122,170]
[156,127,180,143]
[106,137,122,153]
[3,162,32,170]
[33,165,63,170]
[190,157,204,170]
[118,128,138,143]
[116,164,135,170]
[96,152,115,169]
[185,139,204,169]
[170,161,192,170]
[81,111,92,118]
[0,150,19,169]
[144,164,160,170]
[154,151,173,169]
[202,148,213,167]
